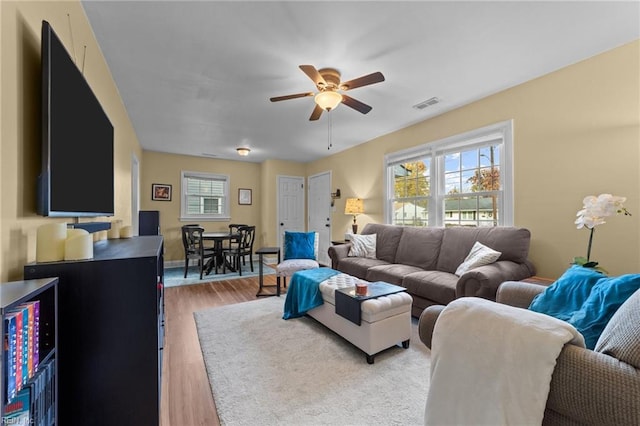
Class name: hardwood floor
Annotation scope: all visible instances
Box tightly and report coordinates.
[159,272,281,426]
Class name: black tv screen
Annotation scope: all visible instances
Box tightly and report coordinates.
[39,20,114,217]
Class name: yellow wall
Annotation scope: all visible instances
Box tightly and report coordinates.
[1,1,142,281]
[141,151,263,262]
[309,40,640,278]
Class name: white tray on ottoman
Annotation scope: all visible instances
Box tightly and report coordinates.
[307,273,413,364]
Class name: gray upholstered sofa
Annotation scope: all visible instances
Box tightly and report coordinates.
[328,223,536,317]
[418,282,640,425]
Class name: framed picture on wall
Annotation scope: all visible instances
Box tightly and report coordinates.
[152,183,172,201]
[238,188,252,205]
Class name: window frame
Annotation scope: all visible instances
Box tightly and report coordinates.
[384,120,513,227]
[180,170,231,222]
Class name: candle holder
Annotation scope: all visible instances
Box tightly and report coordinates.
[355,282,368,296]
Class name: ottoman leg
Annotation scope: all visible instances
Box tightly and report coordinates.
[402,339,410,349]
[366,354,375,364]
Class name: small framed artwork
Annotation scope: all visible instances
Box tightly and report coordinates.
[152,183,172,201]
[238,188,252,205]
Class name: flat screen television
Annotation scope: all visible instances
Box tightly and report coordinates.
[38,20,114,217]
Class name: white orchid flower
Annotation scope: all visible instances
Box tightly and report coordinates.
[573,193,632,273]
[575,193,630,229]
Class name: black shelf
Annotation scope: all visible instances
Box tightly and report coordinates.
[0,277,58,424]
[24,236,163,425]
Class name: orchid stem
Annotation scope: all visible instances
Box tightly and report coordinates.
[587,227,594,262]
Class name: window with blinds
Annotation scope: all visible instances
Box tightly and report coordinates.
[180,171,230,221]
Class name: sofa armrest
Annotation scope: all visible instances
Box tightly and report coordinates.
[547,344,640,425]
[496,281,547,308]
[417,305,446,349]
[418,302,640,425]
[456,260,535,301]
[328,243,352,269]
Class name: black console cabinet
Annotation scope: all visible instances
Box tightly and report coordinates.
[24,236,164,426]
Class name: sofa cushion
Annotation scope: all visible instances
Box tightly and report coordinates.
[594,289,640,368]
[348,233,377,259]
[337,257,389,280]
[365,264,423,285]
[436,227,531,274]
[403,270,459,305]
[361,223,404,263]
[394,227,444,270]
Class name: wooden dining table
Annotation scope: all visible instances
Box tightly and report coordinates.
[202,231,240,274]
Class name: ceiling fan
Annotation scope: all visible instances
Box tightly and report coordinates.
[270,65,385,121]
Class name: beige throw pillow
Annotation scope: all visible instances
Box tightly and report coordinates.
[348,234,377,259]
[455,241,502,276]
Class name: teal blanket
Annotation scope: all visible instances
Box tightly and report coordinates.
[529,265,640,349]
[283,268,341,319]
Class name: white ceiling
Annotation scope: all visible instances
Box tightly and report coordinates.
[81,1,640,163]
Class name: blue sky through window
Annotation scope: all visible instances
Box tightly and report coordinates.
[444,145,500,194]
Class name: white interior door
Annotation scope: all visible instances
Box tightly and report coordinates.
[308,172,331,266]
[277,175,305,249]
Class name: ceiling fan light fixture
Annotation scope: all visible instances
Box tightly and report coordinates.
[315,90,343,111]
[236,147,251,156]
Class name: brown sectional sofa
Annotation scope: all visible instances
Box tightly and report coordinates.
[328,223,536,317]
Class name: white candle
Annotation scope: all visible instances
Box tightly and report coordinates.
[67,228,87,239]
[64,232,93,260]
[36,223,67,262]
[120,225,133,238]
[107,220,122,239]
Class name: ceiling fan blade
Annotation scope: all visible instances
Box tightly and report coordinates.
[270,92,314,102]
[340,72,385,91]
[341,94,373,114]
[309,104,324,121]
[299,65,327,88]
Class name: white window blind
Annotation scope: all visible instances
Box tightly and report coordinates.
[180,171,230,221]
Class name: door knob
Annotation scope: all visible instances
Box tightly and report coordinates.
[280,223,284,226]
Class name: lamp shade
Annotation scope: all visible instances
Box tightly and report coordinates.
[344,198,364,215]
[315,90,343,111]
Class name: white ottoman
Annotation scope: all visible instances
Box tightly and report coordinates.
[307,273,413,364]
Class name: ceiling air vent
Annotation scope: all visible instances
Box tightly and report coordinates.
[413,97,440,110]
[201,153,218,157]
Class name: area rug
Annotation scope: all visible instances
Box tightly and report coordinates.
[163,261,275,287]
[194,297,430,425]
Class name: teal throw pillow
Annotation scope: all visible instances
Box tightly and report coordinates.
[284,231,316,260]
[529,265,640,349]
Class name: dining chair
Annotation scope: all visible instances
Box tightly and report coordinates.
[181,225,216,279]
[223,223,248,251]
[222,225,256,275]
[228,223,247,234]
